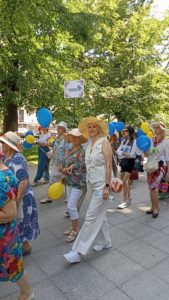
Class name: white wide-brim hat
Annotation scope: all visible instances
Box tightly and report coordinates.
[64,128,88,144]
[150,122,169,136]
[78,116,108,138]
[0,131,21,152]
[57,121,68,132]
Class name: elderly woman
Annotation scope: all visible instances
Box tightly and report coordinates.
[64,117,112,263]
[32,127,51,186]
[62,128,87,243]
[0,153,34,300]
[40,121,71,204]
[146,122,169,218]
[0,132,40,256]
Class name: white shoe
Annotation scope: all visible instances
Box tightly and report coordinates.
[93,243,112,252]
[63,250,81,263]
[118,202,128,209]
[30,181,38,187]
[40,197,52,204]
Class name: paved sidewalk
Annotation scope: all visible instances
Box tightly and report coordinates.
[1,167,169,300]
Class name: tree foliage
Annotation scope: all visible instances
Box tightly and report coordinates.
[0,0,169,130]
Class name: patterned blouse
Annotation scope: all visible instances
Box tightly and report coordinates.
[63,146,86,189]
[52,136,71,165]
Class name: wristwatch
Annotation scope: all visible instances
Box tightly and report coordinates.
[105,183,109,188]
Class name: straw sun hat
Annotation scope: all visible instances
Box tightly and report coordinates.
[64,128,88,144]
[150,122,169,136]
[0,131,21,152]
[78,116,108,138]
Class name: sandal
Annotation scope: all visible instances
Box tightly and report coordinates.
[17,290,34,300]
[65,230,78,243]
[63,228,72,235]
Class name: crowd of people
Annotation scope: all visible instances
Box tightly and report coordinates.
[1,117,169,298]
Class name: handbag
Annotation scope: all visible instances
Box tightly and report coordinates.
[46,149,54,160]
[40,147,54,160]
[144,159,159,174]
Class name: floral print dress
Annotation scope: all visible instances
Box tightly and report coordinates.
[5,153,40,242]
[0,169,24,282]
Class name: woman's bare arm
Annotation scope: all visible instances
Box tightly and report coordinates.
[0,199,17,223]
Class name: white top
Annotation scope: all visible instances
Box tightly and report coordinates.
[0,143,2,153]
[85,137,106,184]
[149,138,169,165]
[38,132,51,144]
[116,139,142,159]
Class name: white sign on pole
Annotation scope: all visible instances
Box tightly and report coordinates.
[64,79,84,98]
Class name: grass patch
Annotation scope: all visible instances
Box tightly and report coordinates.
[22,145,38,165]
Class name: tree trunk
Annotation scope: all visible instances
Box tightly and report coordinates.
[3,103,18,133]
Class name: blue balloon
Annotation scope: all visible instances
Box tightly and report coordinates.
[137,128,146,137]
[136,136,151,152]
[23,141,33,149]
[108,123,115,135]
[114,122,125,132]
[36,108,52,128]
[25,130,34,137]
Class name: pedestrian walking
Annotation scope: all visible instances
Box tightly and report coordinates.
[0,153,34,300]
[64,117,112,263]
[146,122,169,218]
[32,127,51,186]
[0,132,40,256]
[40,121,71,204]
[62,128,87,243]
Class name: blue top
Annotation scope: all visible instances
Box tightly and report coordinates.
[52,136,71,165]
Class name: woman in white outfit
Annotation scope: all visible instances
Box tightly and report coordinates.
[64,117,112,263]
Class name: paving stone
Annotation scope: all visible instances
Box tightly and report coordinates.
[87,250,144,286]
[96,287,131,300]
[3,279,67,300]
[136,213,169,230]
[109,225,135,249]
[51,261,114,300]
[149,257,169,283]
[141,231,169,255]
[33,243,72,276]
[118,240,167,268]
[121,270,169,300]
[117,219,156,238]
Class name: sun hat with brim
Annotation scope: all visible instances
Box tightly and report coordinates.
[0,131,21,152]
[150,122,169,136]
[64,128,88,144]
[78,117,108,138]
[57,121,68,132]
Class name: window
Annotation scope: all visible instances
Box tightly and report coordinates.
[18,109,24,122]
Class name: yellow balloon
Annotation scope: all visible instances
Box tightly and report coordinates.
[25,135,35,144]
[141,122,149,134]
[48,138,55,145]
[48,182,63,200]
[147,131,154,138]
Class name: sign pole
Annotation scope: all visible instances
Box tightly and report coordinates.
[73,98,76,127]
[64,79,84,127]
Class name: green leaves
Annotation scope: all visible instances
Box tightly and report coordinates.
[0,0,169,130]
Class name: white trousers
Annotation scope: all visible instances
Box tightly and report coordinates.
[67,186,86,220]
[72,181,111,255]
